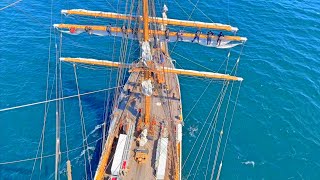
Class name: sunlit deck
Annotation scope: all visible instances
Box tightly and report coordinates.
[103,40,182,180]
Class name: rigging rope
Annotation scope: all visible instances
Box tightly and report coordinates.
[39,0,54,175]
[72,64,93,179]
[203,52,230,179]
[214,45,244,180]
[172,51,215,72]
[170,0,199,54]
[120,0,139,86]
[191,88,226,179]
[0,0,22,11]
[54,31,63,180]
[207,43,244,179]
[182,81,227,170]
[0,86,123,113]
[0,137,103,165]
[205,49,234,180]
[101,0,125,154]
[30,1,55,178]
[57,29,72,178]
[185,0,214,23]
[186,81,229,179]
[218,82,242,179]
[183,80,213,121]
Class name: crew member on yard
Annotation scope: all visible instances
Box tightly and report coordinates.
[121,25,127,36]
[191,29,201,43]
[176,30,183,41]
[106,23,111,35]
[217,31,224,46]
[207,30,214,45]
[84,26,92,34]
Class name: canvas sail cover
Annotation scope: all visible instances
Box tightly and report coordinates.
[142,80,153,96]
[141,41,152,60]
[139,129,148,147]
[55,26,245,49]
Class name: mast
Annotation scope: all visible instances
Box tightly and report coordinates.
[143,0,151,126]
[143,0,149,41]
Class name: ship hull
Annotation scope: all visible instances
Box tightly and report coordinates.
[94,41,183,180]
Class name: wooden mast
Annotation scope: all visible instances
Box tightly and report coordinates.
[143,0,151,127]
[143,0,149,41]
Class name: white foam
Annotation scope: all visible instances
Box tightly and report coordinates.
[188,126,198,138]
[242,161,255,167]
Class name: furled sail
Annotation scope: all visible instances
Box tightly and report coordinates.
[53,24,247,49]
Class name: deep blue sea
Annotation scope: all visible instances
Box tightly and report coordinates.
[1,0,320,179]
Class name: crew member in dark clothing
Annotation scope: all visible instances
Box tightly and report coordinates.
[134,27,139,39]
[191,30,201,43]
[160,51,165,64]
[121,25,127,36]
[176,30,183,41]
[217,31,224,46]
[207,30,214,45]
[84,26,92,34]
[106,23,111,35]
[153,35,158,48]
[165,28,170,41]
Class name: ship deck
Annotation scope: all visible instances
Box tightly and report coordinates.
[104,42,183,180]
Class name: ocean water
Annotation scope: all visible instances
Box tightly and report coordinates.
[0,0,320,179]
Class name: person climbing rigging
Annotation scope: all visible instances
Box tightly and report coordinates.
[191,29,201,43]
[217,31,224,46]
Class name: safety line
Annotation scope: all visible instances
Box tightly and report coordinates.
[0,86,123,113]
[0,0,22,11]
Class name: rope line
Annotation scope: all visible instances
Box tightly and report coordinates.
[191,82,228,180]
[0,86,123,113]
[29,2,55,178]
[101,0,124,154]
[73,64,93,179]
[215,45,244,179]
[186,81,229,179]
[0,0,22,11]
[184,80,213,120]
[0,137,102,166]
[170,0,199,53]
[39,0,55,175]
[182,81,227,170]
[172,51,214,72]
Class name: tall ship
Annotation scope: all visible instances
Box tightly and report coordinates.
[49,1,246,179]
